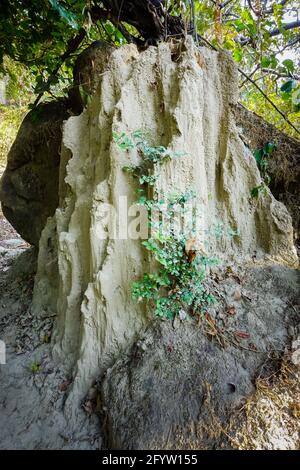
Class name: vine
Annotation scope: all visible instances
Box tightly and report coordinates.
[251,141,276,198]
[113,130,238,320]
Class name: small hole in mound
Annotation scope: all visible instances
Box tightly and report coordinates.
[227,383,236,393]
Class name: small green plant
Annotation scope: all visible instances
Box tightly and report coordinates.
[250,183,269,199]
[132,231,218,319]
[30,360,41,374]
[251,141,276,198]
[113,130,238,320]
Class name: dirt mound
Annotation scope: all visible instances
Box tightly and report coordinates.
[100,264,300,449]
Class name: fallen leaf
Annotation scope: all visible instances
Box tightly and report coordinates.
[227,305,236,316]
[83,399,96,415]
[196,51,205,68]
[58,379,71,392]
[234,331,250,339]
[233,289,242,301]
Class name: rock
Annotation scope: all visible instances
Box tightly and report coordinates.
[233,288,242,301]
[291,336,300,366]
[69,41,115,114]
[291,350,300,366]
[235,103,300,243]
[0,99,69,245]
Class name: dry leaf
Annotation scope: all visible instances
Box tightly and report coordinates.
[234,331,250,339]
[233,289,242,301]
[227,305,236,316]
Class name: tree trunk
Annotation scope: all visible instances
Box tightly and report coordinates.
[94,0,185,44]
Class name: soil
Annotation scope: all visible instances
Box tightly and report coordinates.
[0,207,101,449]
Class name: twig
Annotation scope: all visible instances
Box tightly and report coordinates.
[238,67,300,136]
[197,34,300,136]
[33,28,86,108]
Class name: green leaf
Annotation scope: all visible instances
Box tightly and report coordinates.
[223,39,236,50]
[250,186,260,198]
[263,142,276,154]
[261,56,271,68]
[282,59,294,73]
[232,48,243,63]
[280,80,294,93]
[48,0,78,29]
[269,55,278,69]
[234,19,246,32]
[254,148,264,164]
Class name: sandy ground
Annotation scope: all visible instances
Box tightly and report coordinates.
[0,202,101,449]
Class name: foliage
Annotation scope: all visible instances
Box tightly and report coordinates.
[0,104,27,169]
[0,1,299,136]
[30,360,41,374]
[132,232,217,320]
[114,130,237,320]
[250,141,276,198]
[1,57,34,105]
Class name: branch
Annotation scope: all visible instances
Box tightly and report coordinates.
[238,68,300,136]
[239,20,300,45]
[197,33,300,136]
[277,34,300,53]
[261,68,300,81]
[264,0,289,15]
[268,20,300,38]
[33,28,86,107]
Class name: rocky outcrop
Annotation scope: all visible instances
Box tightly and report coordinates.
[0,99,69,245]
[69,41,115,114]
[32,39,298,415]
[235,104,300,241]
[2,41,299,252]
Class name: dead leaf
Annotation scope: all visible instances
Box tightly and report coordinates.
[227,305,236,316]
[185,238,196,254]
[196,51,205,68]
[233,289,242,301]
[83,399,96,415]
[58,379,71,392]
[234,331,250,339]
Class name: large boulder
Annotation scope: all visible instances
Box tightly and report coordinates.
[0,42,116,245]
[69,41,115,114]
[0,100,69,245]
[235,104,300,242]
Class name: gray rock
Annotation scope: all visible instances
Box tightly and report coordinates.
[0,100,69,245]
[69,41,115,114]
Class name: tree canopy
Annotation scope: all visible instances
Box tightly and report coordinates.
[0,1,299,136]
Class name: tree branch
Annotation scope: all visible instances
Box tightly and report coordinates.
[238,68,300,136]
[261,68,300,81]
[239,20,300,45]
[33,28,86,107]
[197,33,300,136]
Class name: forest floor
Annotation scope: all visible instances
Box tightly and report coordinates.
[0,203,101,449]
